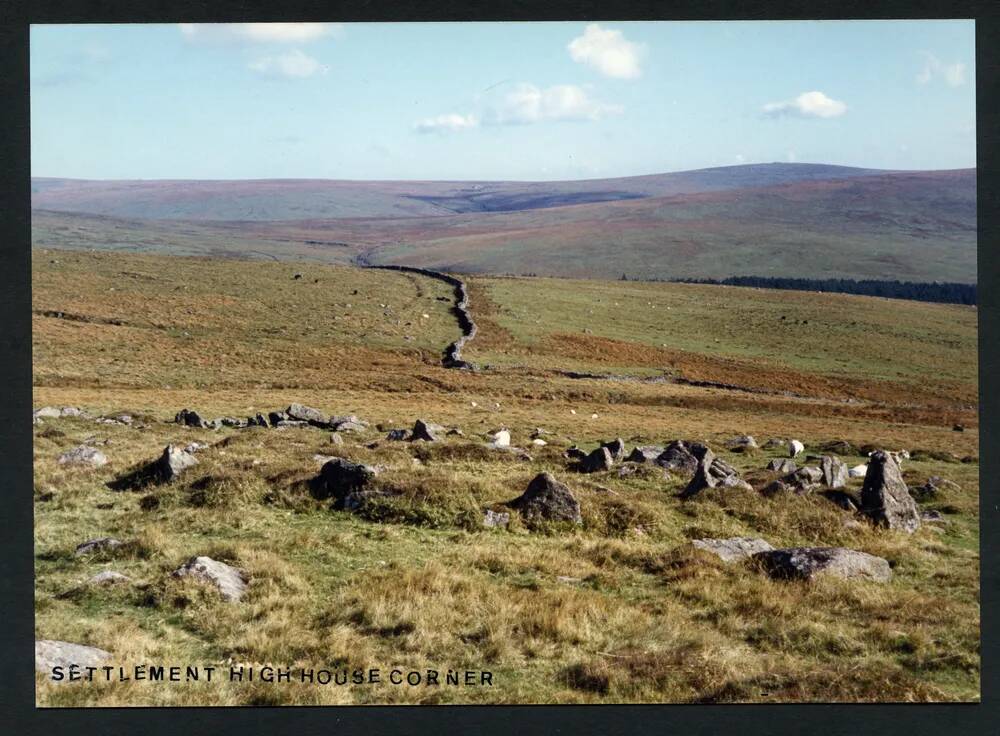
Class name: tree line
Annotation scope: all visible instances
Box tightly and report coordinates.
[619,274,976,305]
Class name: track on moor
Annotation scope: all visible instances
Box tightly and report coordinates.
[364,265,477,370]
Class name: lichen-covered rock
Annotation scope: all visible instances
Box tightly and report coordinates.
[35,640,111,673]
[579,446,614,473]
[286,403,327,425]
[58,445,108,468]
[655,440,708,473]
[820,455,849,489]
[725,435,758,452]
[75,537,123,556]
[767,458,797,473]
[692,537,773,563]
[172,556,248,602]
[627,445,664,464]
[861,451,921,533]
[508,472,582,524]
[156,445,199,481]
[386,428,411,441]
[483,509,510,528]
[753,547,891,583]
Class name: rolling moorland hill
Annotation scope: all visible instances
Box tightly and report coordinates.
[31,164,976,284]
[32,251,978,705]
[32,163,894,220]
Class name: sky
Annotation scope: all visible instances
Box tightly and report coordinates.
[30,21,976,181]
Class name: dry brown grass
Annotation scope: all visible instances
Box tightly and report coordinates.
[32,250,979,705]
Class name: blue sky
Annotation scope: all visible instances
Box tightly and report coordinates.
[30,21,976,181]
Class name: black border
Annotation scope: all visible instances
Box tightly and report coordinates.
[2,2,997,734]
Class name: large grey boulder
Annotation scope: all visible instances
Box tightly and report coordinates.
[508,472,582,524]
[172,556,248,602]
[286,403,327,426]
[600,438,626,462]
[820,455,849,489]
[861,451,921,533]
[483,509,510,528]
[75,537,123,556]
[58,445,108,468]
[579,446,614,473]
[35,640,111,673]
[655,440,709,473]
[767,458,797,473]
[692,537,774,563]
[627,445,664,464]
[386,428,411,441]
[753,547,892,583]
[330,415,369,432]
[156,445,199,481]
[682,447,750,497]
[312,457,381,509]
[411,419,444,442]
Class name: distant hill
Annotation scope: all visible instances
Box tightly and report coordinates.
[32,163,894,220]
[30,164,976,284]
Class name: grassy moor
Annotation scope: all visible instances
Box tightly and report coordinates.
[33,250,979,705]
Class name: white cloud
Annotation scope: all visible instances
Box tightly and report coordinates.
[917,53,967,87]
[249,49,328,78]
[489,83,623,125]
[179,23,339,44]
[414,113,480,134]
[567,24,643,79]
[763,91,847,119]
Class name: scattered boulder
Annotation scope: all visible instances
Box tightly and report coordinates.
[155,445,199,482]
[680,447,718,498]
[507,472,582,524]
[531,438,548,447]
[655,440,708,474]
[767,458,797,473]
[75,537,123,556]
[564,446,587,461]
[763,466,823,495]
[175,408,208,428]
[183,441,209,454]
[627,445,664,464]
[246,413,270,428]
[752,547,892,583]
[921,510,947,523]
[268,410,288,426]
[172,556,248,602]
[848,463,869,478]
[34,406,84,420]
[861,451,921,533]
[579,446,614,473]
[483,509,510,528]
[274,420,309,429]
[330,415,368,432]
[725,435,758,452]
[312,457,382,510]
[910,475,961,502]
[218,416,246,428]
[819,455,849,489]
[788,440,805,458]
[328,432,345,446]
[691,537,773,563]
[58,445,108,468]
[411,419,444,442]
[386,428,411,441]
[600,438,626,462]
[35,640,111,673]
[286,403,326,425]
